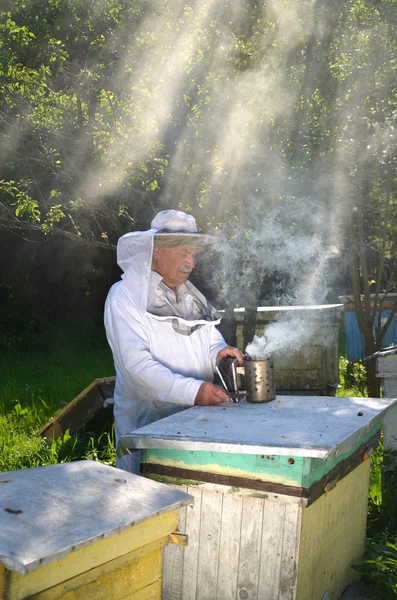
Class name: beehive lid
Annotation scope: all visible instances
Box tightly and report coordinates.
[0,460,192,575]
[232,304,343,323]
[120,395,397,460]
[375,347,397,376]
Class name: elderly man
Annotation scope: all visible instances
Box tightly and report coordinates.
[105,209,243,473]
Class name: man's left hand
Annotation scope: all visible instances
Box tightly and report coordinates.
[216,346,244,366]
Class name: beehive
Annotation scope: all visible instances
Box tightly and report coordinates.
[233,304,343,395]
[121,395,397,600]
[0,460,192,600]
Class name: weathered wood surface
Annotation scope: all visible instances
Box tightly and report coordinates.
[383,402,397,455]
[162,485,301,600]
[297,460,370,600]
[0,460,192,575]
[161,462,370,600]
[28,538,169,600]
[376,353,397,454]
[141,426,378,499]
[37,377,115,439]
[1,511,178,600]
[121,395,397,459]
[27,548,163,600]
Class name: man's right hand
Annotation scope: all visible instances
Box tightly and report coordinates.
[194,382,230,406]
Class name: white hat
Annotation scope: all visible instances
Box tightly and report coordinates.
[151,209,199,234]
[117,209,214,273]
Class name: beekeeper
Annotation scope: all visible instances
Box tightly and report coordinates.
[105,209,243,473]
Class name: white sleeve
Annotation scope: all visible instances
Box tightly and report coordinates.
[105,292,201,407]
[210,326,228,369]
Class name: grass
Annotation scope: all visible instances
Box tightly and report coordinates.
[0,346,116,472]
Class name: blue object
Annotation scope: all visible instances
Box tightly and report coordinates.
[343,308,397,361]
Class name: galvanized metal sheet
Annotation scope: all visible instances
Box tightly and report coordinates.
[120,396,397,459]
[233,304,344,313]
[0,460,192,575]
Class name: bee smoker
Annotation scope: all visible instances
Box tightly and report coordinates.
[244,354,276,403]
[215,355,276,403]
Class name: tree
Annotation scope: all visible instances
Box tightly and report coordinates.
[328,0,397,395]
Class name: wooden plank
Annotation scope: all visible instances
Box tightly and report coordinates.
[32,549,162,600]
[37,377,115,439]
[122,580,161,600]
[30,581,161,600]
[5,511,179,600]
[0,564,6,598]
[296,461,370,600]
[144,448,305,487]
[162,486,188,600]
[181,486,202,600]
[236,496,264,600]
[196,487,223,599]
[26,538,169,600]
[258,501,286,600]
[279,503,301,600]
[216,492,243,599]
[383,402,397,455]
[127,580,161,600]
[376,354,397,375]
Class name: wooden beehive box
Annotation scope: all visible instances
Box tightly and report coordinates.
[376,347,397,455]
[234,304,343,395]
[0,460,192,600]
[121,395,397,600]
[37,377,115,439]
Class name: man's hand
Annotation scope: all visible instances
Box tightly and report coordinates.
[216,345,244,366]
[195,382,230,405]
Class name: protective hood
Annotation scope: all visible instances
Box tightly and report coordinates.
[117,210,221,328]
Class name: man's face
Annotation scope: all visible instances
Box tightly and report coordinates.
[152,246,199,288]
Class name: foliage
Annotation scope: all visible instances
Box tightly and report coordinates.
[1,0,395,235]
[353,534,397,600]
[352,437,397,598]
[337,356,368,397]
[368,444,397,538]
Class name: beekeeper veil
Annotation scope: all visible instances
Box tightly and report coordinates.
[116,210,221,331]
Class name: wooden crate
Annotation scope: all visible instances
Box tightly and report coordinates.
[37,377,115,439]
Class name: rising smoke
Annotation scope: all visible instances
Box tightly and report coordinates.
[245,312,331,360]
[81,0,389,358]
[2,0,395,356]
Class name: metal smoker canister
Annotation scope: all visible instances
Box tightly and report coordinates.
[244,356,276,403]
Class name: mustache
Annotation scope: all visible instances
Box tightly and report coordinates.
[178,266,193,273]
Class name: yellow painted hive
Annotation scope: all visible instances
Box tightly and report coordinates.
[0,460,192,600]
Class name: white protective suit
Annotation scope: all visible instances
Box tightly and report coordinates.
[104,212,227,473]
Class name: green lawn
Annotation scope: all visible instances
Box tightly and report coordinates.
[0,347,116,472]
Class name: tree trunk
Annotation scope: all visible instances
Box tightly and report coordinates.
[366,359,381,397]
